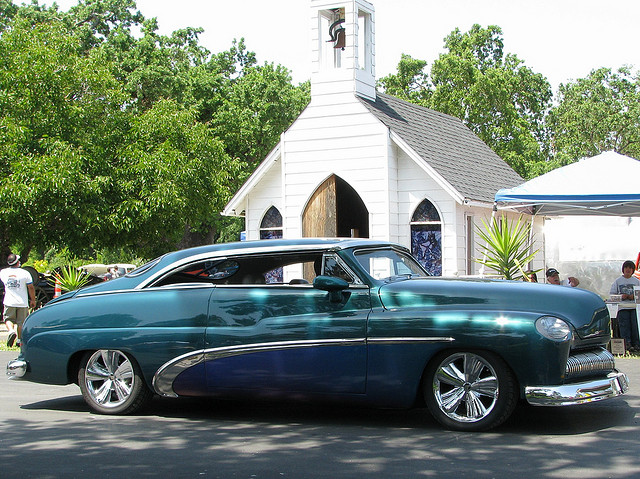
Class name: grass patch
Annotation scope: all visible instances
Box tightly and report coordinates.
[0,344,19,352]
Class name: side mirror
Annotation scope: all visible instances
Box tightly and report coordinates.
[313,275,349,302]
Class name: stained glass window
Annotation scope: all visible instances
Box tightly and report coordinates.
[410,200,442,276]
[260,206,283,281]
[260,206,283,240]
[411,200,440,222]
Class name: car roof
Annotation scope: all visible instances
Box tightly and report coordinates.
[160,238,399,263]
[66,238,409,297]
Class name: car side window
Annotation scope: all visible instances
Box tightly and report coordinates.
[153,252,360,288]
[155,259,240,287]
[323,255,356,283]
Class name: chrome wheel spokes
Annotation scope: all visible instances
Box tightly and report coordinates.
[433,352,499,423]
[84,350,135,408]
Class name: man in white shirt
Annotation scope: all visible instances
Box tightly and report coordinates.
[1,253,36,347]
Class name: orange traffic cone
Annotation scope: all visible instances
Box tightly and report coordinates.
[54,279,61,298]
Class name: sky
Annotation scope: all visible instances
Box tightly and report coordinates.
[42,0,640,93]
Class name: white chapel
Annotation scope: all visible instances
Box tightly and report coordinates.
[223,0,526,276]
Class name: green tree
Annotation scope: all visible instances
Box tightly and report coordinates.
[549,66,640,163]
[379,25,553,179]
[0,16,127,261]
[211,61,310,170]
[378,53,431,104]
[0,1,309,261]
[113,100,240,257]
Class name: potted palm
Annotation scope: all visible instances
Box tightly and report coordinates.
[50,265,92,293]
[475,214,539,280]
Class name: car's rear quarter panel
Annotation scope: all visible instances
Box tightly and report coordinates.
[22,287,212,385]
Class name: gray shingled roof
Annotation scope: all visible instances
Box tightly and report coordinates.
[358,92,523,203]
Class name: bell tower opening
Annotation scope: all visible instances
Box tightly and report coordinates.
[311,0,376,100]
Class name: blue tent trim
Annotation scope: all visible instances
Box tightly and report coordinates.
[495,152,640,217]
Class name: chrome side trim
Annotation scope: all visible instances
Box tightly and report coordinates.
[203,338,364,361]
[368,337,455,344]
[153,350,206,398]
[525,371,629,406]
[152,336,456,397]
[6,359,27,379]
[76,283,215,299]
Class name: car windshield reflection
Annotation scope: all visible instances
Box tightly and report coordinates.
[354,249,428,282]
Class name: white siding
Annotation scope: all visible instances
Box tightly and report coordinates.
[280,96,390,238]
[243,159,283,241]
[396,150,460,274]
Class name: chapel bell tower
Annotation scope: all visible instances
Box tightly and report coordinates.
[311,0,376,100]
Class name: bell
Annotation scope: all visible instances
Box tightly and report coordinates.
[327,18,346,50]
[334,27,346,50]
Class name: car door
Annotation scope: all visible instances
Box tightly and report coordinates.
[204,253,371,395]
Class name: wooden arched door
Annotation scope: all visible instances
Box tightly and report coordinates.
[302,175,369,238]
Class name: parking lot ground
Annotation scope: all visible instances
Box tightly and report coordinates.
[1,350,639,478]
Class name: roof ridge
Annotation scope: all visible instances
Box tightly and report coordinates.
[357,91,523,203]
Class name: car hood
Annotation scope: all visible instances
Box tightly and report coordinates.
[377,277,609,340]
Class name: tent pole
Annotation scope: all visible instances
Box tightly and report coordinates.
[528,213,535,272]
[479,203,498,276]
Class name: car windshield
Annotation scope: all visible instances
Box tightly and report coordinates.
[354,248,428,282]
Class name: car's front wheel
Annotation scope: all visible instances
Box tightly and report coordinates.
[78,350,153,414]
[424,350,517,431]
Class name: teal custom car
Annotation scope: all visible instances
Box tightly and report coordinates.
[7,238,629,431]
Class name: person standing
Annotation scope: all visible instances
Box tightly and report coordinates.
[610,260,640,352]
[1,253,36,347]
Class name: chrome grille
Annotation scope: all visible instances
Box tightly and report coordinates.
[565,348,615,379]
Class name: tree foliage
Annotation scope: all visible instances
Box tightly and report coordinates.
[379,25,554,179]
[549,67,640,163]
[0,0,309,263]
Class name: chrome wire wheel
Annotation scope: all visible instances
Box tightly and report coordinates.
[84,350,134,408]
[78,349,152,414]
[425,350,516,431]
[433,352,499,422]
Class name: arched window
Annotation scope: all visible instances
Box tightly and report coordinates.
[260,206,283,283]
[410,199,442,276]
[260,206,283,240]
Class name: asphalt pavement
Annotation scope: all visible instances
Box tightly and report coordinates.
[0,350,639,478]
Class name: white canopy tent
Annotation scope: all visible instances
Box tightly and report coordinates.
[494,151,640,296]
[495,151,640,217]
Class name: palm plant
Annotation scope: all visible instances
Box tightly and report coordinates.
[50,265,92,293]
[475,215,539,280]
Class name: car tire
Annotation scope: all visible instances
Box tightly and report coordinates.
[78,350,153,415]
[424,350,517,432]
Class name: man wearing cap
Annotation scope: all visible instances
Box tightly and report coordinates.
[0,253,36,347]
[546,268,580,287]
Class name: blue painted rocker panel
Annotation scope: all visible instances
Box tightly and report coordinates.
[204,343,366,393]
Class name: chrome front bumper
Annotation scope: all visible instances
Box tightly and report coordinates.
[525,370,629,406]
[6,359,27,379]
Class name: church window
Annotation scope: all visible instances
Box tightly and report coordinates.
[410,200,442,276]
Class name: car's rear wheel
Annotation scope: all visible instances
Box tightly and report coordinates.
[424,350,517,431]
[78,350,153,414]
